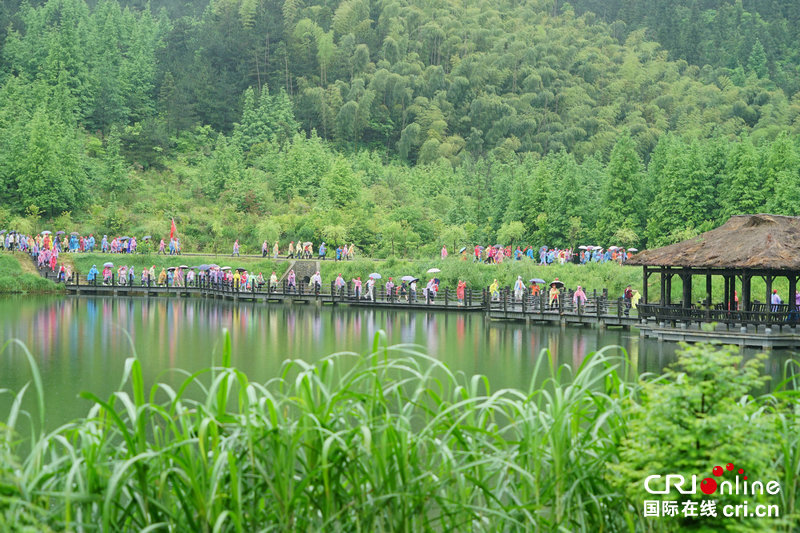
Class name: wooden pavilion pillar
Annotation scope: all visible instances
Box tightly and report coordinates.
[642,266,648,304]
[742,273,751,312]
[681,268,692,308]
[765,275,773,307]
[665,269,672,305]
[723,274,730,310]
[705,274,712,307]
[789,274,797,312]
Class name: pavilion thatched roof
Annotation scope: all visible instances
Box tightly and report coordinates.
[628,214,800,271]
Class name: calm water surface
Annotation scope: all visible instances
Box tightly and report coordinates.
[0,296,794,428]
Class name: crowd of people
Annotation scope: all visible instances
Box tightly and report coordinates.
[441,244,636,265]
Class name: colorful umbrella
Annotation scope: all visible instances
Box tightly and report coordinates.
[103,262,114,268]
[401,275,418,282]
[369,273,382,279]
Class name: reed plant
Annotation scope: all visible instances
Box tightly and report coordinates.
[2,333,798,531]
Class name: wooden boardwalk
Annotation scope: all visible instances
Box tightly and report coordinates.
[62,280,488,312]
[486,292,641,328]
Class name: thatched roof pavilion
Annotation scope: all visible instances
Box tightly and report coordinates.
[629,214,800,314]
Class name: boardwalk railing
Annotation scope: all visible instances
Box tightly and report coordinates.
[60,272,489,310]
[637,303,800,327]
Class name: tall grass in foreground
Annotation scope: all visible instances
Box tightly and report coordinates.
[2,334,799,531]
[1,332,637,531]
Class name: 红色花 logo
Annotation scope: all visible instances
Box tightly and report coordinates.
[642,461,781,519]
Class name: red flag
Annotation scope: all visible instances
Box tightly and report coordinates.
[170,218,177,240]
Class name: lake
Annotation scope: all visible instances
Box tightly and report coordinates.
[1,296,794,429]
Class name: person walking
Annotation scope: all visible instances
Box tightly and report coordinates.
[489,279,500,301]
[385,277,395,301]
[233,240,240,257]
[334,273,346,296]
[273,241,279,259]
[771,289,783,312]
[352,276,362,299]
[365,276,375,301]
[457,280,466,306]
[573,285,587,312]
[624,285,633,316]
[269,271,278,290]
[513,276,525,302]
[288,241,295,259]
[262,240,268,257]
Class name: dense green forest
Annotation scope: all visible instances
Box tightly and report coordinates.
[1,0,800,255]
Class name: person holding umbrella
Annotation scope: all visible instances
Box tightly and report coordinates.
[399,279,408,301]
[102,264,112,285]
[365,275,376,301]
[549,280,562,308]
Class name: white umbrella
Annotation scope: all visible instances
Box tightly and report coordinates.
[369,272,382,279]
[427,268,441,273]
[627,248,638,252]
[578,245,589,250]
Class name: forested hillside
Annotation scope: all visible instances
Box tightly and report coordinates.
[0,0,799,256]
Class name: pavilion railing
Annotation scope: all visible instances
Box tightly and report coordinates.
[637,303,799,327]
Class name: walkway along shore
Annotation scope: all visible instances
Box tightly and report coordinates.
[36,262,800,350]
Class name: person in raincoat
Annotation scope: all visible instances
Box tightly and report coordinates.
[102,266,112,285]
[409,279,417,302]
[318,242,326,260]
[233,240,240,257]
[128,266,135,286]
[186,268,195,286]
[141,268,148,286]
[149,266,156,284]
[158,268,167,286]
[457,280,466,306]
[441,246,448,260]
[352,276,362,299]
[87,265,99,285]
[287,269,296,292]
[549,283,560,309]
[233,269,241,290]
[273,241,279,259]
[334,273,346,296]
[310,271,322,293]
[262,240,269,257]
[288,241,295,259]
[573,285,587,311]
[489,279,500,301]
[158,239,165,254]
[269,271,278,290]
[167,269,174,286]
[631,289,641,309]
[385,277,395,300]
[400,280,408,301]
[513,276,525,302]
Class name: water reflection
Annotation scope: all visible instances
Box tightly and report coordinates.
[0,296,796,428]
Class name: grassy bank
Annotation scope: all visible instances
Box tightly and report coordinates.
[1,332,798,531]
[0,254,61,294]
